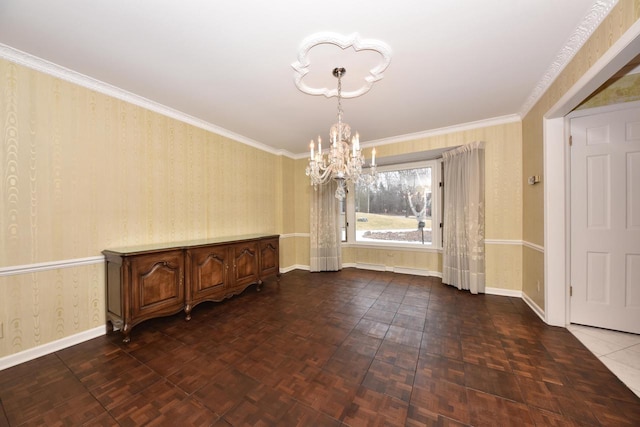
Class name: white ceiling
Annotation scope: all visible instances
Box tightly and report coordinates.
[0,0,616,156]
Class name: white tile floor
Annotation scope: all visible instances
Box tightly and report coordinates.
[568,324,640,398]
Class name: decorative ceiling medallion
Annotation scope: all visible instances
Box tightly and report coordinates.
[292,32,392,99]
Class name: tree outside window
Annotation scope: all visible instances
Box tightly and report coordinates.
[354,163,436,245]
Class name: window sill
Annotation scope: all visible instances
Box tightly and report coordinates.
[342,241,442,253]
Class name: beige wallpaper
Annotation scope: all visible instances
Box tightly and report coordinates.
[522,246,545,309]
[521,1,640,307]
[0,265,103,356]
[292,159,312,268]
[278,156,297,268]
[342,246,442,274]
[294,159,311,234]
[371,122,523,241]
[577,72,640,109]
[1,60,281,266]
[279,156,296,235]
[0,59,281,358]
[292,121,524,288]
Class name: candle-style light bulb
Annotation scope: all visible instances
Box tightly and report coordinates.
[318,136,322,155]
[310,140,314,159]
[371,148,376,166]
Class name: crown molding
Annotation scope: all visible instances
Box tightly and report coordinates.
[519,0,618,117]
[291,32,392,99]
[1,43,519,161]
[289,113,521,159]
[0,44,298,159]
[365,114,522,148]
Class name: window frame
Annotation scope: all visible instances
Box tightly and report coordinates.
[339,196,347,242]
[344,159,442,251]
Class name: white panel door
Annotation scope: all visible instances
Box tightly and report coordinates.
[570,105,640,334]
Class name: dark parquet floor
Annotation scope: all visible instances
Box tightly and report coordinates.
[1,269,639,426]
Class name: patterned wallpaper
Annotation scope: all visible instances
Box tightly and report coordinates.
[0,58,281,358]
[577,72,640,109]
[521,1,640,308]
[0,264,103,355]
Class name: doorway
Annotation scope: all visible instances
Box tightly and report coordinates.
[543,22,640,329]
[568,103,640,334]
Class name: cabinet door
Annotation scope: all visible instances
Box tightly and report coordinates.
[231,242,259,289]
[187,245,228,302]
[260,238,279,278]
[130,250,184,320]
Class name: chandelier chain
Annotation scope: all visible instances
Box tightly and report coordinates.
[336,69,343,127]
[305,67,377,200]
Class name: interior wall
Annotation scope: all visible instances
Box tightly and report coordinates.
[577,72,640,109]
[292,159,311,268]
[0,58,282,358]
[295,120,523,292]
[522,1,640,311]
[277,155,297,269]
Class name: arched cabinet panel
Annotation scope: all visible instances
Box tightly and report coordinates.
[260,238,279,278]
[187,246,228,300]
[132,251,184,317]
[232,243,259,290]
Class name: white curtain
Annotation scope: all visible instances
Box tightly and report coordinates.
[310,180,342,272]
[442,141,485,294]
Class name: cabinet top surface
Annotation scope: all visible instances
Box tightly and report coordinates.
[103,234,279,256]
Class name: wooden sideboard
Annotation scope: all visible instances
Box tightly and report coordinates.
[103,234,279,342]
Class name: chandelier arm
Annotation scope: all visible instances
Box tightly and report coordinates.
[309,162,335,185]
[317,166,334,183]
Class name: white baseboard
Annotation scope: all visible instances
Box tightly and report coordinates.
[355,262,387,272]
[0,326,106,371]
[522,292,546,322]
[393,266,442,278]
[485,287,522,298]
[299,264,546,321]
[280,264,309,274]
[0,270,548,372]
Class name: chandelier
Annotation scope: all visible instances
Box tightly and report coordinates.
[305,67,377,200]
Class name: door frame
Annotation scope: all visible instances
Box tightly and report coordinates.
[543,20,640,327]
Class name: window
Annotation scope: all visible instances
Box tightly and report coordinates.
[346,160,441,248]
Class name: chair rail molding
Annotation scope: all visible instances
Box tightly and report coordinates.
[0,256,105,277]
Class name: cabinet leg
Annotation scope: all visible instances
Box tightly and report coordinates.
[185,304,192,321]
[122,324,131,343]
[106,320,114,334]
[256,280,263,292]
